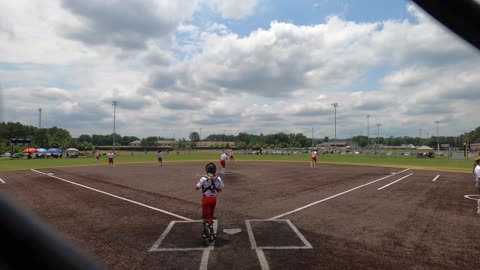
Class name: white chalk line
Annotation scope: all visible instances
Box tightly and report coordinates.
[149,220,217,270]
[149,220,217,252]
[432,175,440,182]
[464,195,480,201]
[377,173,414,190]
[255,249,270,270]
[30,169,193,221]
[285,219,313,249]
[246,219,313,270]
[268,168,411,220]
[0,178,5,184]
[199,249,212,270]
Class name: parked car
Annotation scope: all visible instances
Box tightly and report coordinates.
[0,152,12,158]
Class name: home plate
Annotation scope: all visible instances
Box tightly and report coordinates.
[223,228,242,235]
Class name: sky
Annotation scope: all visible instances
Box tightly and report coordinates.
[0,0,479,140]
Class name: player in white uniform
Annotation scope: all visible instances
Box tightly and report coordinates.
[220,151,228,174]
[94,150,101,163]
[106,151,115,168]
[311,150,318,167]
[157,150,164,166]
[473,156,480,214]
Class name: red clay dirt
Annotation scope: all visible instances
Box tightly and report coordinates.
[1,161,479,269]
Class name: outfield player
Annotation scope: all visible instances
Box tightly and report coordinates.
[195,163,224,245]
[473,156,480,214]
[157,150,164,166]
[311,149,318,167]
[220,151,228,174]
[106,150,115,167]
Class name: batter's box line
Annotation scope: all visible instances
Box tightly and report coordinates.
[245,219,313,250]
[149,220,216,252]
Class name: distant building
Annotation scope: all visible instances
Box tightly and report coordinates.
[129,140,141,146]
[317,141,350,148]
[128,139,175,148]
[196,140,236,148]
[157,140,175,147]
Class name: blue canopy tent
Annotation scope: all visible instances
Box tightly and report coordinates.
[47,148,63,158]
[36,148,48,153]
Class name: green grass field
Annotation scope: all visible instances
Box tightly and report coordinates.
[0,151,474,173]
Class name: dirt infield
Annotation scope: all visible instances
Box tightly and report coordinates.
[1,161,479,269]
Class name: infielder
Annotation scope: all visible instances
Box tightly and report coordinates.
[106,150,115,167]
[95,150,101,163]
[157,150,164,166]
[311,149,318,167]
[220,151,228,174]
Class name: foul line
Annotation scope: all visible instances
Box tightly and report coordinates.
[30,169,193,221]
[268,168,411,220]
[432,175,440,182]
[377,173,414,190]
[0,178,5,184]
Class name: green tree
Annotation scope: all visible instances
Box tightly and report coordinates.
[78,134,92,143]
[189,132,200,142]
[33,129,49,148]
[237,142,247,149]
[47,127,72,149]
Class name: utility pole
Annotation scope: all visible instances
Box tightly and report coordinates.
[332,103,338,153]
[375,123,382,154]
[418,128,422,146]
[38,108,42,128]
[435,120,440,153]
[311,127,314,148]
[112,101,118,151]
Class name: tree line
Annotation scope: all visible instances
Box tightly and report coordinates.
[1,121,479,153]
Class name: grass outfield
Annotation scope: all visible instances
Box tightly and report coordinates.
[0,151,475,173]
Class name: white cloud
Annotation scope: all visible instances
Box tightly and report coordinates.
[1,1,479,139]
[207,0,259,19]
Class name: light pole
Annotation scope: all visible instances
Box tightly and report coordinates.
[332,103,338,153]
[376,123,382,154]
[38,108,42,128]
[199,128,202,140]
[311,127,314,148]
[418,128,422,146]
[112,101,118,151]
[435,120,440,152]
[366,114,370,149]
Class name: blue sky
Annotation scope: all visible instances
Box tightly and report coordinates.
[0,0,479,140]
[207,0,415,36]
